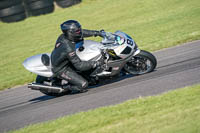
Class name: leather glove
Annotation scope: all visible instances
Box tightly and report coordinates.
[99,29,106,38]
[93,30,105,37]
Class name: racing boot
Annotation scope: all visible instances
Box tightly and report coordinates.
[63,84,88,94]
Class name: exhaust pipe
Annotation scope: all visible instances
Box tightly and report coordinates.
[28,83,64,93]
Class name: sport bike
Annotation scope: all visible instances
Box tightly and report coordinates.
[23,31,157,96]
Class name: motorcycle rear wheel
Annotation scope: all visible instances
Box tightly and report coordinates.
[124,50,157,75]
[36,75,66,96]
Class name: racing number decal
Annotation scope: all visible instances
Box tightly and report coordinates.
[127,39,133,46]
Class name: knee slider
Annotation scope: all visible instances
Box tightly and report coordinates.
[81,81,88,89]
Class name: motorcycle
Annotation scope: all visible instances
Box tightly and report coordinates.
[23,31,157,96]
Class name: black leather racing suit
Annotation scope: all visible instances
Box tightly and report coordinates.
[51,29,102,92]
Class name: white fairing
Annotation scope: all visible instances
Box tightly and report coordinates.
[23,53,53,77]
[113,31,136,59]
[76,31,137,61]
[22,40,102,78]
[23,31,139,77]
[76,40,102,61]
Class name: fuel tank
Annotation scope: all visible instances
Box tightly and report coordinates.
[76,40,102,61]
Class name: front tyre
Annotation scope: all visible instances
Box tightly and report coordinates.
[124,50,157,75]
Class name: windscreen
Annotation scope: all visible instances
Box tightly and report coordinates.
[115,35,125,45]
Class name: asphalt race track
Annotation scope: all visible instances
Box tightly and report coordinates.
[0,40,200,133]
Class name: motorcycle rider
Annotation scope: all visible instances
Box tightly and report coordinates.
[51,20,104,93]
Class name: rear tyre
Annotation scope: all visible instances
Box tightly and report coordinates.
[36,75,48,83]
[124,50,157,75]
[36,75,66,96]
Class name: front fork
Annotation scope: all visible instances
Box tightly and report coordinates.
[133,48,141,56]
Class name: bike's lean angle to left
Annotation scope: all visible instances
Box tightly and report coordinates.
[23,31,157,96]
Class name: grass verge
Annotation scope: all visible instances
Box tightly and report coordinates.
[0,0,200,90]
[8,84,200,133]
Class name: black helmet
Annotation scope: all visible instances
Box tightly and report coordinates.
[61,20,83,42]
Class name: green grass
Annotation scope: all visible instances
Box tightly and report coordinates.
[0,0,200,90]
[8,84,200,133]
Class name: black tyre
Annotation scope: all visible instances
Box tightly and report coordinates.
[27,0,54,9]
[55,0,81,8]
[30,5,54,16]
[26,0,43,3]
[36,75,66,96]
[124,50,157,75]
[36,75,49,83]
[1,12,26,23]
[25,0,54,16]
[0,4,25,17]
[0,0,22,9]
[0,4,26,23]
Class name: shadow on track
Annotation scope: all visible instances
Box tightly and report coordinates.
[88,74,134,89]
[28,74,135,103]
[29,95,56,103]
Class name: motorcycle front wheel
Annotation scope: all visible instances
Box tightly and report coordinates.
[124,50,157,75]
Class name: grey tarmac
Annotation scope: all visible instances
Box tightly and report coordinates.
[0,40,200,133]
